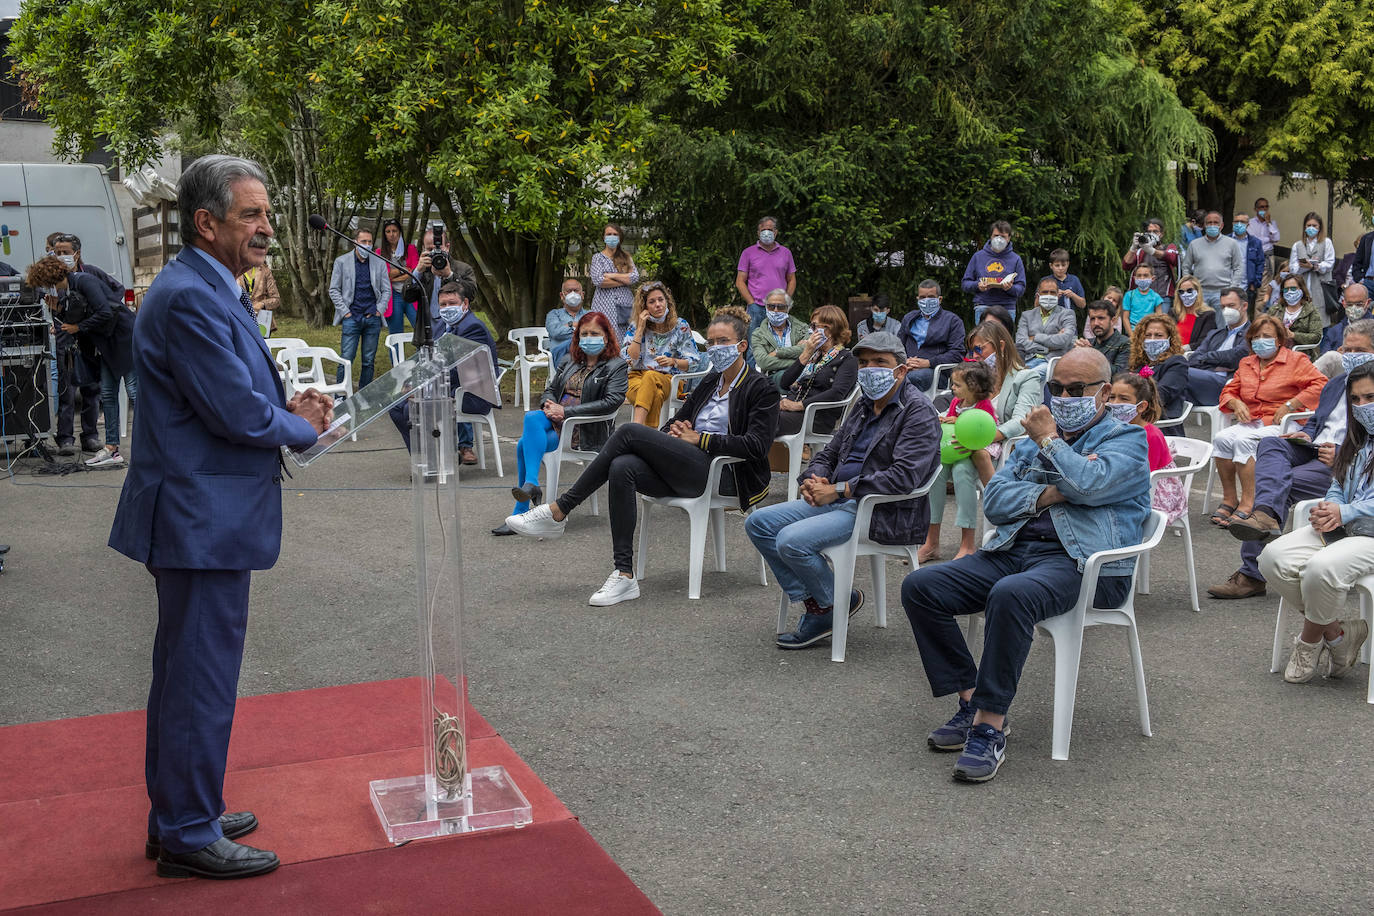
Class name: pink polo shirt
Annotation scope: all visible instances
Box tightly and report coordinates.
[736,242,797,304]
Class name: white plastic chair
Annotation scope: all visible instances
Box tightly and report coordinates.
[923,362,961,400]
[1268,498,1374,702]
[1035,509,1168,760]
[774,464,943,662]
[266,336,310,391]
[1294,342,1319,359]
[1187,405,1233,514]
[276,346,355,440]
[660,368,712,426]
[508,327,551,409]
[539,409,618,517]
[1153,400,1193,434]
[453,348,504,477]
[1279,410,1314,435]
[384,332,413,367]
[635,456,769,599]
[774,387,861,502]
[1139,437,1213,612]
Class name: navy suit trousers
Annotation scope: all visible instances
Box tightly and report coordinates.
[145,566,252,853]
[1241,438,1333,580]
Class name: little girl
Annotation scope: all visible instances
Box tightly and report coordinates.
[1107,372,1185,522]
[944,362,1000,486]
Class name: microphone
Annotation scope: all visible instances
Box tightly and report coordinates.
[308,214,433,349]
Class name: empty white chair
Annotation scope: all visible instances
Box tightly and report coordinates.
[774,464,943,662]
[453,348,504,477]
[1036,509,1168,760]
[1139,437,1213,612]
[266,337,310,392]
[1269,498,1374,702]
[384,332,414,368]
[276,346,355,440]
[539,410,619,517]
[635,456,768,600]
[774,387,860,502]
[508,327,551,409]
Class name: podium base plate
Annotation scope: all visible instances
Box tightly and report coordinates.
[370,766,533,844]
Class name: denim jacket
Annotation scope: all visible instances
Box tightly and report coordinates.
[982,415,1151,575]
[1327,444,1374,523]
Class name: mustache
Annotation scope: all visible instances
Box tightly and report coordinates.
[248,233,270,249]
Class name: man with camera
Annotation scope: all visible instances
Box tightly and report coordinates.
[1120,218,1179,300]
[410,241,477,326]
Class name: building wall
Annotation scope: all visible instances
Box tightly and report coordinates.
[1234,173,1371,257]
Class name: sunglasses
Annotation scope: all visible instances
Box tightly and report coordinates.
[766,302,790,311]
[641,281,665,292]
[1047,380,1107,398]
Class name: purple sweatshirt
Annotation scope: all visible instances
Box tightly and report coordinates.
[961,242,1026,312]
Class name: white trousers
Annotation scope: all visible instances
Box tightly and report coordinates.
[1258,524,1374,625]
[1212,421,1284,462]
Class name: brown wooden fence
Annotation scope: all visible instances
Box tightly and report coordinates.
[132,202,180,269]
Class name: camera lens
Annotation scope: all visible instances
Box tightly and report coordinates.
[431,251,448,271]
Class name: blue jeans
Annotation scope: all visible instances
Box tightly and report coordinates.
[902,542,1130,715]
[338,315,382,387]
[746,499,859,608]
[385,287,416,334]
[100,361,138,447]
[974,305,1016,326]
[515,410,560,513]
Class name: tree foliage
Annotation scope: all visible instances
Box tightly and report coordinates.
[638,0,1213,322]
[1127,0,1374,217]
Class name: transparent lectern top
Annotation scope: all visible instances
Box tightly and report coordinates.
[285,332,498,467]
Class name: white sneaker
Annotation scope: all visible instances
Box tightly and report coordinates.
[1284,637,1328,684]
[504,503,566,539]
[588,570,640,607]
[1326,619,1370,679]
[85,446,124,468]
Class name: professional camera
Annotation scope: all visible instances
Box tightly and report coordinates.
[427,249,449,272]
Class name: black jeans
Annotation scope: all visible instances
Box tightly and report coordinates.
[556,423,731,574]
[55,342,100,443]
[902,541,1131,715]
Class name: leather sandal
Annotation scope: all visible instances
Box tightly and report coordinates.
[1209,504,1237,526]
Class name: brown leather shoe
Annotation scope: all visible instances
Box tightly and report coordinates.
[459,447,478,466]
[1229,509,1282,543]
[1207,571,1266,599]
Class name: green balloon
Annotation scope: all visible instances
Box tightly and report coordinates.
[953,408,997,452]
[939,424,965,465]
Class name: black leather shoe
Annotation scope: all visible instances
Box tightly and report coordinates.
[491,522,515,536]
[56,440,77,456]
[146,811,259,859]
[510,483,543,506]
[156,835,279,879]
[81,437,102,453]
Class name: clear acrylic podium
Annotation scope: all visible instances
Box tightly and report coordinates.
[287,333,532,842]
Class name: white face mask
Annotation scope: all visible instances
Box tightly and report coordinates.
[1037,294,1058,311]
[989,236,1008,253]
[57,254,76,269]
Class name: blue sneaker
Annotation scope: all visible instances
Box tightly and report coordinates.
[776,610,833,649]
[953,722,1006,783]
[928,698,1009,751]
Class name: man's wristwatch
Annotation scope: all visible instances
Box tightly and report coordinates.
[1038,434,1057,450]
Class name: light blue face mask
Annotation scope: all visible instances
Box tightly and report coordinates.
[564,291,583,308]
[758,229,776,245]
[439,305,465,325]
[1143,338,1170,360]
[1251,337,1278,359]
[1106,402,1139,423]
[579,335,606,356]
[1283,287,1304,305]
[1205,225,1221,238]
[917,297,940,318]
[1354,401,1374,435]
[857,366,897,400]
[604,234,620,249]
[1340,352,1374,375]
[870,310,888,325]
[706,343,741,372]
[1233,223,1247,236]
[1049,395,1101,433]
[1305,225,1319,239]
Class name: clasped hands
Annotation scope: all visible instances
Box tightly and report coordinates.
[286,388,335,435]
[667,419,700,446]
[1309,501,1343,533]
[800,475,842,507]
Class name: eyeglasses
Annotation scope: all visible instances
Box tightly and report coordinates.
[765,302,789,311]
[1047,380,1107,398]
[971,343,989,354]
[640,281,665,292]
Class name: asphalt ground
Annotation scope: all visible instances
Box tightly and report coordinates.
[2,411,1372,914]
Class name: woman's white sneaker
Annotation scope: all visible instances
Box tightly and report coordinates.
[85,446,124,468]
[505,504,566,539]
[589,571,639,607]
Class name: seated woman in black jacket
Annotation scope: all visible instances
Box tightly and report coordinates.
[1128,313,1189,420]
[27,255,135,467]
[506,305,780,607]
[775,304,858,436]
[495,311,628,535]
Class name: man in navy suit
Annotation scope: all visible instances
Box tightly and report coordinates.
[388,277,498,463]
[898,279,966,394]
[109,156,333,880]
[1208,319,1374,599]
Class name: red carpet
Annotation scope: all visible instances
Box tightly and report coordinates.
[0,680,659,914]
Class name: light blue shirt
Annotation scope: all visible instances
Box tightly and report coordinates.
[186,244,242,298]
[695,385,731,436]
[911,316,930,348]
[1327,444,1374,523]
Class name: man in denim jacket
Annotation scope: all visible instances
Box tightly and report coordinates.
[901,348,1150,783]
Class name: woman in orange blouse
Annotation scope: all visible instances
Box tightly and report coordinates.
[1210,313,1328,526]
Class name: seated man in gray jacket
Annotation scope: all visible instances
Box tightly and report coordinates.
[747,331,942,650]
[1015,277,1077,369]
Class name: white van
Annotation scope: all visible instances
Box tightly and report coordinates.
[0,163,132,287]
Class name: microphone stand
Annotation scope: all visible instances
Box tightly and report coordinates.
[307,215,432,349]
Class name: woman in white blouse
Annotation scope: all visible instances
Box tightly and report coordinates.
[1288,211,1336,310]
